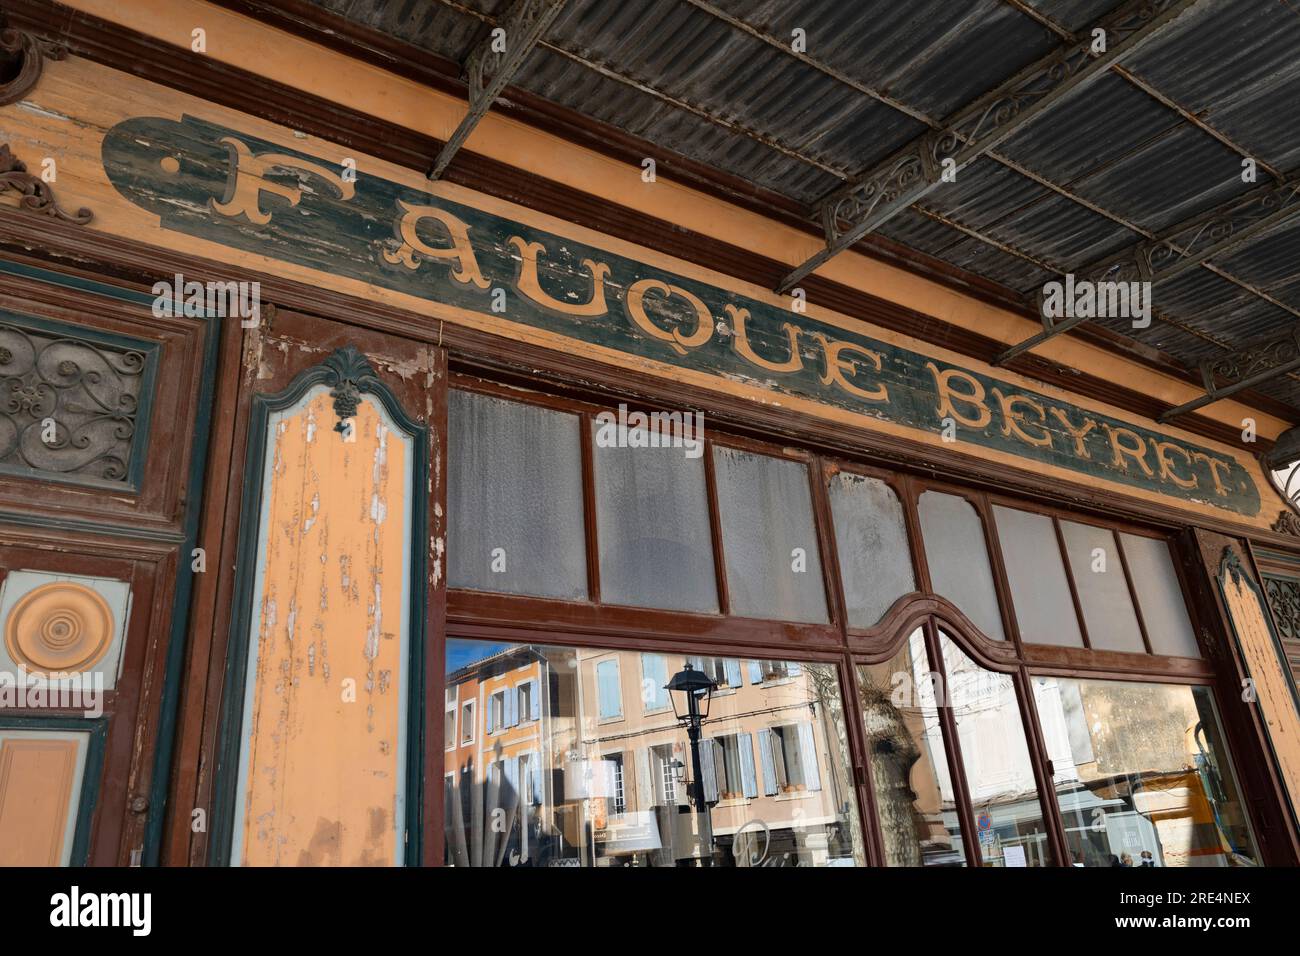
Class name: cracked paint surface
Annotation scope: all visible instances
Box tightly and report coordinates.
[240,389,406,866]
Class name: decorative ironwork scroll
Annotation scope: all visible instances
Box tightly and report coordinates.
[1263,575,1300,643]
[1159,327,1300,422]
[0,27,65,106]
[0,317,152,486]
[0,144,93,224]
[427,0,568,180]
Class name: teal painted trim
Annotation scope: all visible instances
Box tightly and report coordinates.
[211,347,429,866]
[141,299,220,866]
[0,255,221,866]
[0,715,109,866]
[1216,548,1300,832]
[0,260,158,308]
[0,308,160,492]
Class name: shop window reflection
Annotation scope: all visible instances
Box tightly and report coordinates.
[857,629,966,866]
[443,639,863,866]
[1033,677,1259,867]
[938,632,1054,867]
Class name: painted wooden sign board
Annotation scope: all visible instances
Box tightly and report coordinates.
[1,58,1272,526]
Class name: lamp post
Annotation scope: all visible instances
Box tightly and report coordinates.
[666,664,718,866]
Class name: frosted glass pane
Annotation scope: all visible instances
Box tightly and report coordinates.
[712,447,827,623]
[917,492,1005,640]
[829,472,915,628]
[448,390,586,599]
[1059,521,1144,653]
[593,423,718,613]
[1120,533,1199,657]
[993,506,1083,648]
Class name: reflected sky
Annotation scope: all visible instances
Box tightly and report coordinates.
[447,638,517,673]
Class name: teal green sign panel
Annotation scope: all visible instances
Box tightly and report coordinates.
[101,115,1260,517]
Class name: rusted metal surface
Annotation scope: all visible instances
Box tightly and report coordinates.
[308,0,1300,412]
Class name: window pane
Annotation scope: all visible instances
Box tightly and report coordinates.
[1033,677,1259,867]
[918,492,1005,640]
[857,628,965,866]
[993,506,1083,648]
[445,638,863,866]
[712,447,827,623]
[830,472,915,628]
[1120,533,1199,657]
[939,632,1052,866]
[1060,520,1145,653]
[592,421,718,613]
[448,389,586,599]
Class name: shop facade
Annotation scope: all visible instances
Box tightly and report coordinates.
[1,0,1299,868]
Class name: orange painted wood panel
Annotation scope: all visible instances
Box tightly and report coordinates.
[1222,572,1300,821]
[0,737,80,866]
[237,389,409,866]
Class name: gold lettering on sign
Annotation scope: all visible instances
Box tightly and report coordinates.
[813,334,888,403]
[1153,440,1199,490]
[1104,424,1155,478]
[728,305,803,373]
[1192,450,1234,497]
[991,389,1052,449]
[212,137,355,225]
[1049,407,1096,458]
[509,237,611,316]
[926,363,990,428]
[626,279,714,356]
[1102,424,1154,476]
[383,200,489,289]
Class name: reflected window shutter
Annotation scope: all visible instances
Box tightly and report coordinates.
[757,729,777,795]
[748,661,763,684]
[724,659,742,687]
[798,722,821,791]
[700,739,719,803]
[787,661,802,677]
[505,756,519,805]
[739,732,757,798]
[531,750,542,804]
[506,688,517,728]
[597,660,621,718]
[530,679,541,721]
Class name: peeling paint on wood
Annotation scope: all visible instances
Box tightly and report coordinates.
[237,389,408,866]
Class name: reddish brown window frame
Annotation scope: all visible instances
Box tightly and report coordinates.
[437,369,1259,868]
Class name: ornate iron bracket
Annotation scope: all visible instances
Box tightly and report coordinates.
[0,142,92,224]
[995,177,1300,365]
[776,0,1203,294]
[1158,326,1300,422]
[427,0,568,180]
